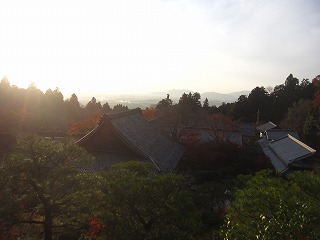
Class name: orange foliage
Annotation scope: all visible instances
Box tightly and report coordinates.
[88,217,105,238]
[207,113,237,144]
[142,107,158,120]
[313,75,320,108]
[179,129,201,145]
[68,112,100,136]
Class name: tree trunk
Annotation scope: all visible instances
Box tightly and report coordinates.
[44,211,53,240]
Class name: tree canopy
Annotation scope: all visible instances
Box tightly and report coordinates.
[96,161,203,240]
[221,170,320,240]
[0,135,98,240]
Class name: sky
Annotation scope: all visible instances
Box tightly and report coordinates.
[0,0,319,97]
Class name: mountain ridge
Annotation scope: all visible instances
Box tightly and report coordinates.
[78,89,250,109]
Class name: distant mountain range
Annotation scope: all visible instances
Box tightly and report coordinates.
[78,89,250,109]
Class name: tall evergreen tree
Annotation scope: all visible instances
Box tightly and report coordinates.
[203,97,209,109]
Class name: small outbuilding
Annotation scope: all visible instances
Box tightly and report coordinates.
[256,121,277,137]
[259,134,317,175]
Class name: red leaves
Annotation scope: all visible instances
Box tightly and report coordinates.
[68,112,100,136]
[88,217,105,238]
[142,107,158,120]
[312,75,320,108]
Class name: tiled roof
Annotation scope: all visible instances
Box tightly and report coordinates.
[269,135,315,164]
[256,121,277,132]
[259,134,316,174]
[77,109,185,173]
[239,123,256,137]
[258,138,268,149]
[262,145,288,173]
[266,129,299,141]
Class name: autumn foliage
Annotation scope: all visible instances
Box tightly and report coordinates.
[312,75,320,108]
[88,217,105,238]
[142,107,158,120]
[68,112,100,136]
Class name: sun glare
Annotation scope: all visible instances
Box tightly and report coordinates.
[0,0,319,96]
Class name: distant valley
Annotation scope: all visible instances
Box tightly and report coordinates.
[78,89,250,109]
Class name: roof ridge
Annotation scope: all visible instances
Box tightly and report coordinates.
[287,134,316,153]
[267,129,297,132]
[270,134,292,142]
[267,134,316,165]
[108,114,163,172]
[102,108,142,121]
[75,122,103,144]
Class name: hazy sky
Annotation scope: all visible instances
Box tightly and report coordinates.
[0,0,319,96]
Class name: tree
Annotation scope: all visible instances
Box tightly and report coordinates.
[156,94,173,110]
[0,78,16,132]
[0,159,21,235]
[285,73,299,88]
[312,75,320,138]
[303,112,319,148]
[313,75,320,108]
[102,102,112,113]
[97,161,202,240]
[156,92,204,140]
[299,78,316,100]
[0,76,10,88]
[265,86,273,94]
[68,112,100,136]
[65,93,84,122]
[1,135,97,240]
[221,170,320,239]
[280,99,313,134]
[233,95,249,121]
[269,74,307,122]
[41,88,67,131]
[142,107,158,120]
[181,139,247,181]
[203,98,209,109]
[247,86,270,122]
[192,181,229,228]
[86,97,102,113]
[112,104,129,113]
[156,104,187,140]
[67,93,81,108]
[284,74,300,107]
[22,83,45,131]
[217,102,235,118]
[178,92,201,113]
[206,113,238,145]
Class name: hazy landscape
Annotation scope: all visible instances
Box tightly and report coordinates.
[1,73,320,239]
[78,89,250,109]
[0,0,320,239]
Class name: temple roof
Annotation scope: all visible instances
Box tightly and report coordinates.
[256,121,277,133]
[265,129,300,141]
[259,134,316,174]
[77,109,185,173]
